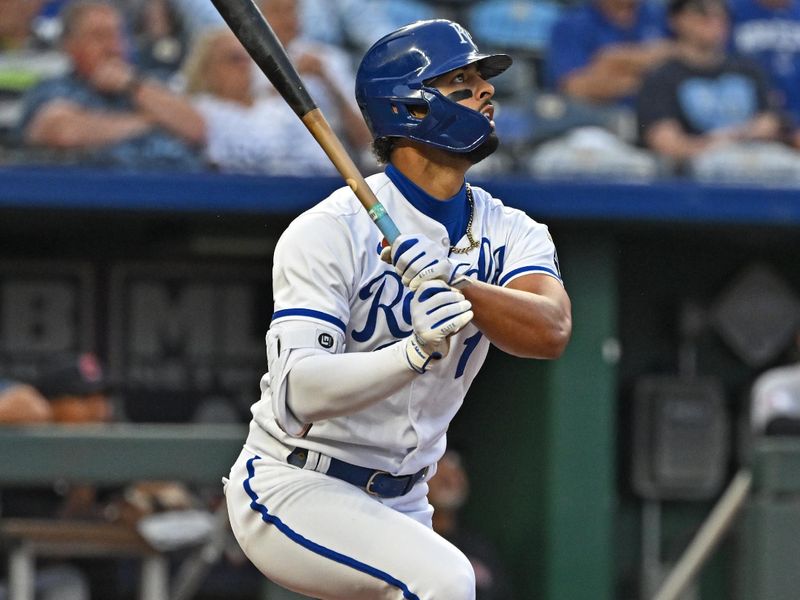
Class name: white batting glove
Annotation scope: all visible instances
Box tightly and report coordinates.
[404,280,473,373]
[381,234,457,290]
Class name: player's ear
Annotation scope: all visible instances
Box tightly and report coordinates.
[392,102,428,119]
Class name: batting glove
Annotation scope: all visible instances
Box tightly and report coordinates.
[404,279,473,373]
[381,234,457,290]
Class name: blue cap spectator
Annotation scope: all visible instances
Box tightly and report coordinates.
[546,0,675,106]
[728,0,800,148]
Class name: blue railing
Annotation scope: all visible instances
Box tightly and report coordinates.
[2,166,799,225]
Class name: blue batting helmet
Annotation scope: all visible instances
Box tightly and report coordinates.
[355,19,512,153]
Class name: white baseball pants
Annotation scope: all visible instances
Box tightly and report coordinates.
[225,443,475,599]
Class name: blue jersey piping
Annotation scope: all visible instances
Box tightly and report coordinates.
[242,455,420,600]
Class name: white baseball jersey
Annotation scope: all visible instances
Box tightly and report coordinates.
[193,94,338,176]
[249,172,562,476]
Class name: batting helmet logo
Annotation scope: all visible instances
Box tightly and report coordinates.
[450,22,474,46]
[355,19,512,153]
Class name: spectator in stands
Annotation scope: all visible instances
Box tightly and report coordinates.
[299,0,433,54]
[182,28,341,175]
[0,0,69,146]
[4,354,186,524]
[166,0,222,38]
[5,353,117,526]
[546,0,675,106]
[0,355,115,525]
[182,0,373,175]
[0,0,43,48]
[130,0,189,81]
[168,0,417,56]
[30,352,199,521]
[17,0,205,171]
[255,0,372,155]
[636,0,783,165]
[1,353,208,598]
[428,450,515,600]
[35,351,113,429]
[0,378,52,423]
[729,0,800,148]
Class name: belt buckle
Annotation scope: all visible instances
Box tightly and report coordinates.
[365,470,391,496]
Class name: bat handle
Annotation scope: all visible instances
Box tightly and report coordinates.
[302,109,401,245]
[367,204,400,245]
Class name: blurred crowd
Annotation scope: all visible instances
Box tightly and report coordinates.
[2,0,800,183]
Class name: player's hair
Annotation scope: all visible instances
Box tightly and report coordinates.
[182,28,230,95]
[371,137,396,165]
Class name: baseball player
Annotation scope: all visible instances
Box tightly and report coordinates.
[225,19,572,600]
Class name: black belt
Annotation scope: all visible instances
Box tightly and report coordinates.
[286,448,427,499]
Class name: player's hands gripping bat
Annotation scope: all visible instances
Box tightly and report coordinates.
[380,234,460,290]
[210,0,400,244]
[405,280,473,373]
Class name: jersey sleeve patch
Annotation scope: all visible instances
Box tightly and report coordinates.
[266,320,345,437]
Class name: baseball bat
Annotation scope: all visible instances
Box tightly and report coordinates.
[210,0,401,244]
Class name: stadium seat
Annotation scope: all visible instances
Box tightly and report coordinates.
[467,0,563,53]
[383,0,437,26]
[467,0,564,99]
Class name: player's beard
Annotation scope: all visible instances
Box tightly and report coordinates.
[465,131,499,165]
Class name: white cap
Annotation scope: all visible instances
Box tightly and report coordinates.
[751,364,800,434]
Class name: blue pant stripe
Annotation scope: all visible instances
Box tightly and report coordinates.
[243,455,420,600]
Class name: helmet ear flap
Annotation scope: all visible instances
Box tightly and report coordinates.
[407,87,492,152]
[392,100,429,120]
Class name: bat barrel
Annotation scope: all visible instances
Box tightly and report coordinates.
[303,110,401,244]
[210,0,401,244]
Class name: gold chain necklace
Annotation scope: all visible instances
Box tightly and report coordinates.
[450,184,480,254]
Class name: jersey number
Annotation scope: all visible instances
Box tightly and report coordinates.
[455,331,483,379]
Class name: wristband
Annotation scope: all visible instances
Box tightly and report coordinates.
[404,333,442,374]
[450,275,473,290]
